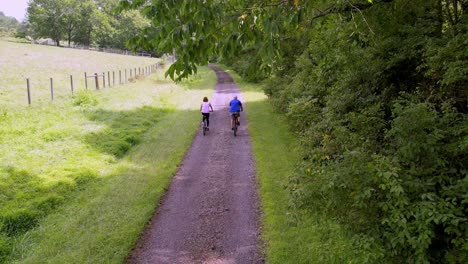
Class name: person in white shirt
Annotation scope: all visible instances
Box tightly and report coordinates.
[200,97,214,129]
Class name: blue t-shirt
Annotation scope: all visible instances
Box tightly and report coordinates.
[229,99,242,112]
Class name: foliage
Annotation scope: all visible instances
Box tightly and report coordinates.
[27,0,67,45]
[233,72,385,263]
[24,0,150,50]
[72,90,99,107]
[0,12,19,37]
[265,1,467,263]
[121,0,467,262]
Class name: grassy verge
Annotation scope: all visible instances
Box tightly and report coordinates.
[9,110,203,263]
[229,70,377,263]
[2,48,216,262]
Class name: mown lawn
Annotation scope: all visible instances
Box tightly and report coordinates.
[0,39,216,263]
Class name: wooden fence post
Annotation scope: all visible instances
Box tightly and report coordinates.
[103,72,105,88]
[85,72,88,89]
[119,70,121,84]
[50,78,54,100]
[26,78,31,105]
[125,69,127,83]
[70,75,74,94]
[113,71,115,86]
[107,71,110,87]
[95,73,99,90]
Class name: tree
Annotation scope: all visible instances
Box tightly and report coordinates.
[61,0,81,46]
[0,12,20,36]
[71,0,96,46]
[112,10,150,50]
[28,0,67,45]
[117,0,389,80]
[15,21,32,39]
[120,0,467,262]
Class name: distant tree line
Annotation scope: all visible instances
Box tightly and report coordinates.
[1,0,152,53]
[0,12,20,36]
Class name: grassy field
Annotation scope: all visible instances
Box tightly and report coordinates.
[230,70,381,263]
[0,39,216,263]
[0,39,158,109]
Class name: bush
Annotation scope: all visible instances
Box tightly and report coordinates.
[72,90,99,107]
[263,2,467,262]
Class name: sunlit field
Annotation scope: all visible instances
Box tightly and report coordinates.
[0,38,216,262]
[0,39,159,108]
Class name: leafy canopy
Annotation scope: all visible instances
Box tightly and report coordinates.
[118,0,379,80]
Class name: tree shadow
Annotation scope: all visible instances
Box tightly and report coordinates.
[84,106,170,158]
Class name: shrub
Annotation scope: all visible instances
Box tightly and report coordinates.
[263,2,467,262]
[72,90,99,107]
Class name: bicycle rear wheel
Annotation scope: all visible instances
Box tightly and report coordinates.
[231,115,238,136]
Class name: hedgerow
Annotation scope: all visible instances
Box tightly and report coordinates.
[259,1,467,263]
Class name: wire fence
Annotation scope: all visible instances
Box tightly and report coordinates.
[24,62,165,106]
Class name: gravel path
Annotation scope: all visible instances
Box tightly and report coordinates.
[126,65,263,264]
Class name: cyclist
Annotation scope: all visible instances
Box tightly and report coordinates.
[200,97,214,129]
[229,95,243,130]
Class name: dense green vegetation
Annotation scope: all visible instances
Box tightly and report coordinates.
[0,12,19,37]
[123,0,467,262]
[235,72,383,263]
[0,0,151,51]
[0,42,216,262]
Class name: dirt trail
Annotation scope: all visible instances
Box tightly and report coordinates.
[126,66,262,264]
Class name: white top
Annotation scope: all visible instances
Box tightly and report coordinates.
[201,102,211,113]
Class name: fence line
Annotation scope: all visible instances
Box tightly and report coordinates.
[32,39,154,58]
[25,62,163,106]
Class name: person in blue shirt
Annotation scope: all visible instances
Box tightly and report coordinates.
[229,95,243,130]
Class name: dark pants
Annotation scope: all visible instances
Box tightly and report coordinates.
[202,113,210,127]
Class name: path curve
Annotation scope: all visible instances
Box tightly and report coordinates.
[126,65,263,264]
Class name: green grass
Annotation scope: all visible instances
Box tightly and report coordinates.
[230,71,380,263]
[8,110,206,263]
[0,39,160,109]
[0,41,216,263]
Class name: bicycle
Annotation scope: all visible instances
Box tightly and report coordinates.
[202,117,209,136]
[231,112,240,136]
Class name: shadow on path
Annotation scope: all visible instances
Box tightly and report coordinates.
[126,65,263,264]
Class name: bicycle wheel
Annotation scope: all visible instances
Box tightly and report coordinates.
[202,121,207,136]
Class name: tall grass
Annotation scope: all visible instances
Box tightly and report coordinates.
[1,40,216,263]
[231,71,381,263]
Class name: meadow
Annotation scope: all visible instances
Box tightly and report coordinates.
[0,38,216,263]
[0,38,158,109]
